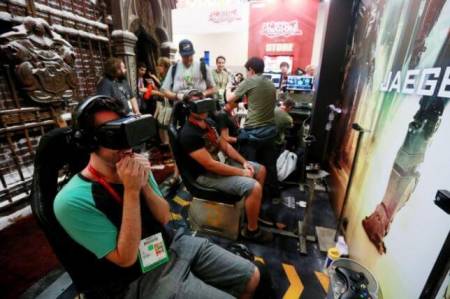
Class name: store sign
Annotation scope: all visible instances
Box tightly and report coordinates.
[265,43,294,52]
[261,20,303,38]
[209,9,242,23]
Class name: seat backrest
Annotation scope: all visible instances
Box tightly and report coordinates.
[168,103,240,204]
[30,127,112,296]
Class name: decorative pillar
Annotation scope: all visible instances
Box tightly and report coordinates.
[111,30,138,95]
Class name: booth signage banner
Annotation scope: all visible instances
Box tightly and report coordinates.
[329,0,450,298]
[172,4,248,34]
[248,0,318,71]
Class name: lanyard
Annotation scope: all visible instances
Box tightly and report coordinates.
[87,164,123,205]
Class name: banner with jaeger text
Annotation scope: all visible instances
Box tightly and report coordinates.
[329,0,450,298]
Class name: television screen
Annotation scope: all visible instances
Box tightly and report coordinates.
[262,72,282,89]
[286,75,314,91]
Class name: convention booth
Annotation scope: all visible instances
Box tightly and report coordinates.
[0,0,449,298]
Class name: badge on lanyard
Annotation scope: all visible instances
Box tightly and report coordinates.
[138,232,169,273]
[217,151,226,163]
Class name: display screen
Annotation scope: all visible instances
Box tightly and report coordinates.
[262,72,282,89]
[286,75,314,91]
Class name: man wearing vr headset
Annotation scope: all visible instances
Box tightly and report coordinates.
[179,90,273,243]
[53,96,260,298]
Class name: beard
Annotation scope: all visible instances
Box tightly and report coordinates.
[117,72,127,80]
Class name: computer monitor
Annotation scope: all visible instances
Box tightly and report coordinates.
[286,75,314,91]
[262,72,282,89]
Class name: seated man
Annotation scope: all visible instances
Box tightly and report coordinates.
[54,96,259,298]
[274,98,295,152]
[179,90,273,243]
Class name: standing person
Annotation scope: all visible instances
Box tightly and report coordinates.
[212,55,230,105]
[226,57,280,201]
[279,61,290,92]
[97,57,140,115]
[161,39,216,101]
[153,57,172,144]
[136,62,157,115]
[54,96,260,299]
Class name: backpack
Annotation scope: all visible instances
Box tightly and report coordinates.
[170,60,208,90]
[276,150,298,181]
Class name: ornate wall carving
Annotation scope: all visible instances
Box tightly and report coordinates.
[0,17,78,104]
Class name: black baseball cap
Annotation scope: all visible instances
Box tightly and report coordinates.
[179,39,195,56]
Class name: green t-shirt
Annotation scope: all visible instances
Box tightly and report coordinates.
[54,173,163,259]
[274,107,294,145]
[234,75,276,128]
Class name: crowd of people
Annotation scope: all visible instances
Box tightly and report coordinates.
[52,38,309,298]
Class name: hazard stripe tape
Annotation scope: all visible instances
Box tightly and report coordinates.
[282,263,304,299]
[172,195,190,207]
[314,271,330,293]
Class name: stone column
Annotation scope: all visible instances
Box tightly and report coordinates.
[111,30,138,95]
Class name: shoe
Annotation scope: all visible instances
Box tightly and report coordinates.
[258,216,274,227]
[241,227,273,243]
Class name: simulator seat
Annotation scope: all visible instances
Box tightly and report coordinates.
[30,127,118,298]
[168,102,244,240]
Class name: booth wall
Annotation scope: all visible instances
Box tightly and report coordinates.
[329,0,450,298]
[248,0,319,72]
[173,32,248,73]
[172,3,249,73]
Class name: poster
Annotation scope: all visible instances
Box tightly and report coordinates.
[329,0,450,298]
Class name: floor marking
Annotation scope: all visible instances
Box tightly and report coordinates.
[173,195,190,207]
[254,256,265,264]
[170,212,183,221]
[282,263,303,299]
[314,271,330,293]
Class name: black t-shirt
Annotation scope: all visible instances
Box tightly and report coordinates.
[97,77,135,114]
[213,111,239,138]
[179,119,220,179]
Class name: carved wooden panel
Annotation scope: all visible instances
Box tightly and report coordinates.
[0,17,78,104]
[0,0,110,214]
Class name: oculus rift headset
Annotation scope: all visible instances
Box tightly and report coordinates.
[73,95,157,151]
[182,89,218,114]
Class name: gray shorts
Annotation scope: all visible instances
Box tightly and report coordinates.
[196,161,262,198]
[125,229,255,299]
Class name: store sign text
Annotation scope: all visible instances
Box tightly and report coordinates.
[261,20,303,38]
[265,43,294,52]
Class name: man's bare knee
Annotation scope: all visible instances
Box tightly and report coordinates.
[242,266,260,296]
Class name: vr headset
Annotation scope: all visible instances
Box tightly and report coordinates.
[93,114,156,150]
[188,98,218,114]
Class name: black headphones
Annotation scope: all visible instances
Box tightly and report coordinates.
[72,95,117,152]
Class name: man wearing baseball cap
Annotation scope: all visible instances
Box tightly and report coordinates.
[161,39,216,101]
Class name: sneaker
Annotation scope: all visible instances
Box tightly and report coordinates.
[241,227,273,243]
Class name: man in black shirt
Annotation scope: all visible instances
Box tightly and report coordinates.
[213,99,240,145]
[179,91,273,243]
[97,57,140,115]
